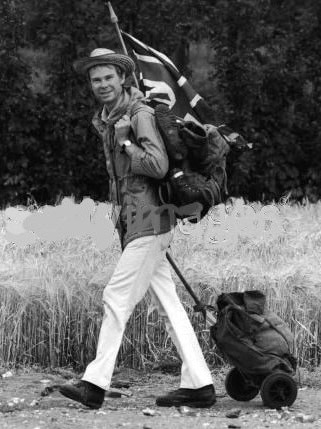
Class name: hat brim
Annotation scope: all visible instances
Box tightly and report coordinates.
[73,53,135,77]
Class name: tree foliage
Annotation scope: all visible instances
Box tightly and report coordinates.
[207,0,321,201]
[1,0,321,207]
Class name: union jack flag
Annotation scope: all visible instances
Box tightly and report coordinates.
[121,31,251,149]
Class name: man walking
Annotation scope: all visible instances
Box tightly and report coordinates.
[59,48,216,409]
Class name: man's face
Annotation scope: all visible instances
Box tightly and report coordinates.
[89,65,125,107]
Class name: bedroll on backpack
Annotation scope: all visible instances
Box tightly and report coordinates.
[210,290,297,376]
[155,105,231,222]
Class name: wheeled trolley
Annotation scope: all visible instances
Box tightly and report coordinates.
[210,290,298,409]
[165,254,298,409]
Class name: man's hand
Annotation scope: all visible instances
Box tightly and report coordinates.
[114,114,131,146]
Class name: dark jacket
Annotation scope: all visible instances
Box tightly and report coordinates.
[92,87,175,249]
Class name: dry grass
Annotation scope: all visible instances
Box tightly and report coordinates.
[1,198,321,370]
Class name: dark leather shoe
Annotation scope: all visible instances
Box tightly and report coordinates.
[59,380,105,409]
[156,384,216,408]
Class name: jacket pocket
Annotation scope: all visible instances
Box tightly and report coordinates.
[127,175,148,194]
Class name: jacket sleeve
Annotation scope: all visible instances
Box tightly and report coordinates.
[129,109,169,179]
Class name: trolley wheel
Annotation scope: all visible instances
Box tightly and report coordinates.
[225,367,260,401]
[260,372,297,409]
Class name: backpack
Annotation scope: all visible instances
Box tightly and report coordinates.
[210,290,297,376]
[129,102,248,222]
[154,104,234,222]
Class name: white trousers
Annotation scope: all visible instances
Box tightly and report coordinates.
[82,230,213,390]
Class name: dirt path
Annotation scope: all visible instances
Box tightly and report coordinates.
[0,368,320,429]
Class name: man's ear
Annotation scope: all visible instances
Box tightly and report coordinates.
[121,72,126,85]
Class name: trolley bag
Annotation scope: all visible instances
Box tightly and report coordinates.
[210,290,298,408]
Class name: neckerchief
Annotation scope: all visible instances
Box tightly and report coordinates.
[102,86,146,127]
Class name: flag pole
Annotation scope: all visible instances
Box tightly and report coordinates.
[107,2,139,88]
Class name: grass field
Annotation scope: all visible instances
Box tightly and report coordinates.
[1,198,321,371]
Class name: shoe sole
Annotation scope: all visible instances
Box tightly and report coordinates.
[156,398,216,408]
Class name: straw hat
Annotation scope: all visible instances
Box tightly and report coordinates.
[73,48,135,77]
